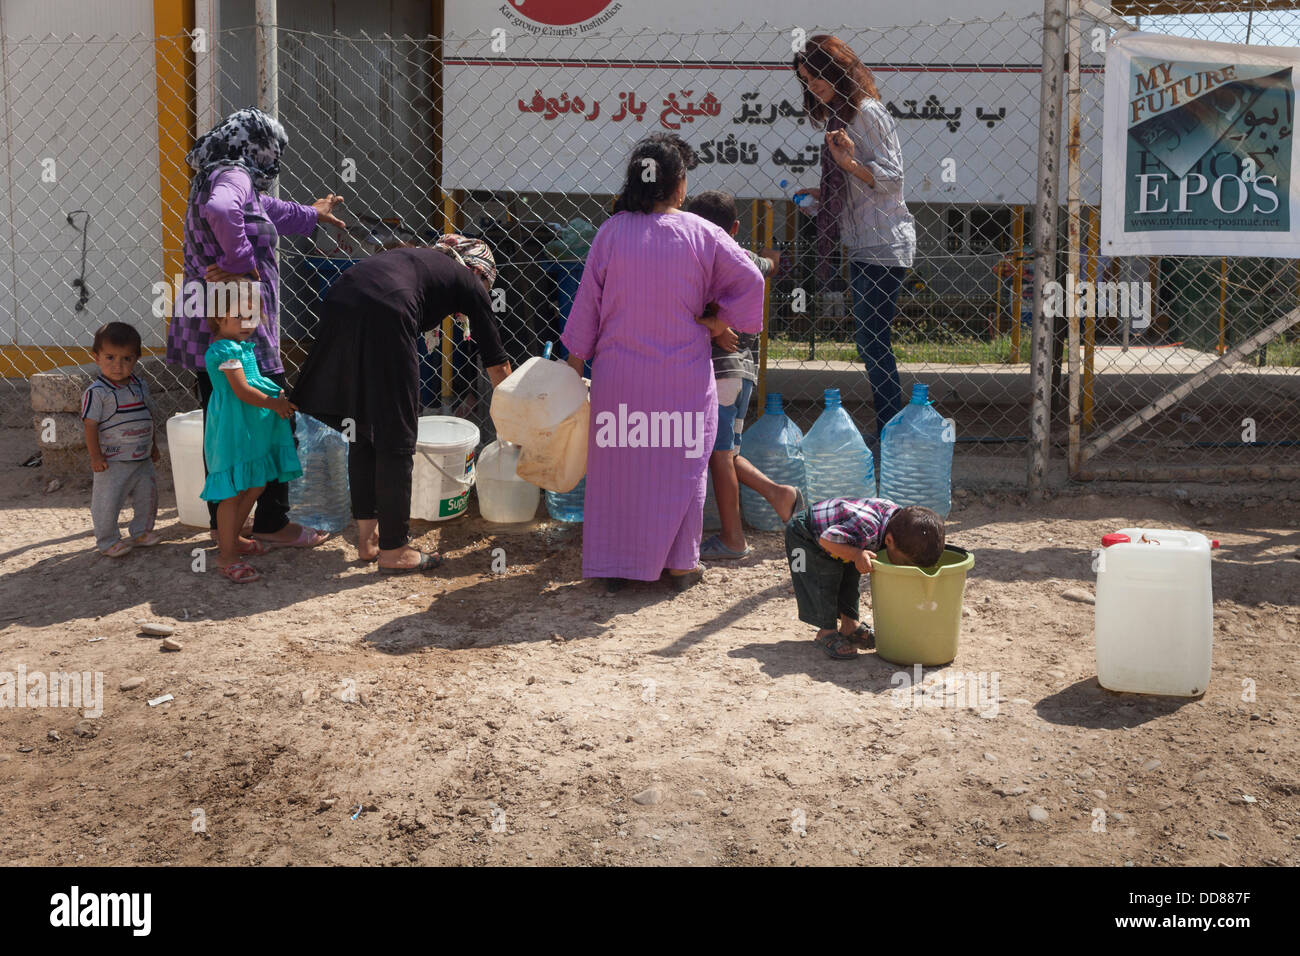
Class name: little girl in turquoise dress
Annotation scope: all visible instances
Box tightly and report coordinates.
[202,302,302,583]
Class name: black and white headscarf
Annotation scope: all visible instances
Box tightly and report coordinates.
[186,107,288,193]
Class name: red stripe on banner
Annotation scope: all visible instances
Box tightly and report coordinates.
[445,58,1104,74]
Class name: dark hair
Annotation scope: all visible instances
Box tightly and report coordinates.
[91,322,142,357]
[793,34,879,127]
[682,190,738,234]
[613,133,698,214]
[885,505,946,567]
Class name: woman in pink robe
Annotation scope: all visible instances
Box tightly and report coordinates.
[562,133,765,592]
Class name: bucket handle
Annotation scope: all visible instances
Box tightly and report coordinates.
[417,449,475,490]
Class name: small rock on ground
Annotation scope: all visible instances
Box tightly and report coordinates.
[138,620,175,636]
[631,787,663,806]
[1061,588,1096,605]
[1028,805,1050,823]
[119,677,145,691]
[160,638,183,652]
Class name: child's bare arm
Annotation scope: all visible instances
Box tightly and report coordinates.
[819,534,875,571]
[83,420,107,472]
[222,366,296,419]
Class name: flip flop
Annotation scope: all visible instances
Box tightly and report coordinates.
[668,564,705,593]
[378,552,443,575]
[257,526,329,549]
[778,488,807,524]
[132,530,163,547]
[843,623,875,649]
[814,630,857,660]
[699,534,751,561]
[101,540,133,558]
[219,562,260,583]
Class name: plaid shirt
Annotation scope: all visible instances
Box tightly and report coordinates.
[809,497,899,552]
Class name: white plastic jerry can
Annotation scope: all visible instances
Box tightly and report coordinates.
[1094,528,1217,697]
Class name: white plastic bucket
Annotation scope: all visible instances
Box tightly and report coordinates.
[476,440,541,523]
[166,409,209,527]
[412,416,479,521]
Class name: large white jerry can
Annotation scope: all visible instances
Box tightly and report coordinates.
[1095,528,1215,697]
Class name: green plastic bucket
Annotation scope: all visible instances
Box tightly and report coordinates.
[869,545,975,666]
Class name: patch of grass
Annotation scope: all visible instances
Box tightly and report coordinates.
[766,334,1020,365]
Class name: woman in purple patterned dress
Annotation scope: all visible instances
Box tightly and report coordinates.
[166,108,344,548]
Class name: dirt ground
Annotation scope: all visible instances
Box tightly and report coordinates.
[1,423,1297,867]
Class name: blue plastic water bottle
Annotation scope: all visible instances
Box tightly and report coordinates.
[878,384,953,518]
[740,392,806,531]
[545,477,586,523]
[288,412,351,532]
[802,387,875,502]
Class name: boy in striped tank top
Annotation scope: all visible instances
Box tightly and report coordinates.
[81,323,161,557]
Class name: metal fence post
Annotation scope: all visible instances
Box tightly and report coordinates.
[255,0,278,198]
[1028,0,1068,499]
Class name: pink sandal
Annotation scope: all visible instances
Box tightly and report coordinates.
[102,540,133,558]
[219,562,260,583]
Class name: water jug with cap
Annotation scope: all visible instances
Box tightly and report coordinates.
[476,439,541,523]
[740,392,806,531]
[802,387,875,501]
[1094,528,1216,697]
[878,383,952,517]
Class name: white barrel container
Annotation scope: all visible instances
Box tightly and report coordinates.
[490,356,587,445]
[1095,527,1215,697]
[411,417,479,521]
[476,440,541,523]
[166,409,209,527]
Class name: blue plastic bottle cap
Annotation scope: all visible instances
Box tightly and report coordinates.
[765,392,784,413]
[824,387,840,407]
[910,383,930,404]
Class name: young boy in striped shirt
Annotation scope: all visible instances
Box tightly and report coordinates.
[785,497,945,659]
[81,322,161,557]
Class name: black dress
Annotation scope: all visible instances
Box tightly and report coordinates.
[291,247,509,456]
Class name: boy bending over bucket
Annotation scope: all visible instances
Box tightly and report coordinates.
[785,498,945,660]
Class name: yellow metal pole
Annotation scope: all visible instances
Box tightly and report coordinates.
[1010,205,1025,362]
[756,200,774,409]
[441,190,459,405]
[1083,207,1098,430]
[153,1,196,341]
[1218,257,1228,355]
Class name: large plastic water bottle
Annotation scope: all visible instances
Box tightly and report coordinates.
[545,476,586,523]
[740,392,806,531]
[289,412,351,532]
[878,384,953,518]
[803,388,876,502]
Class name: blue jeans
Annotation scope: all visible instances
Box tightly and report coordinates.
[850,261,906,437]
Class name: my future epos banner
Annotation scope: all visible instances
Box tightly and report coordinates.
[1101,31,1299,258]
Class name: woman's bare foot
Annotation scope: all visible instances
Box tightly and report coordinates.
[378,544,434,570]
[355,519,380,562]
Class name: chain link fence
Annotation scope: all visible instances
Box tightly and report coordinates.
[1068,1,1300,481]
[3,5,1297,485]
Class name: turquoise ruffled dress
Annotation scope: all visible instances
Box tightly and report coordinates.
[200,338,302,501]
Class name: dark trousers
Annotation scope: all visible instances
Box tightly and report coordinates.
[785,510,861,630]
[195,368,293,533]
[850,261,906,437]
[348,433,414,551]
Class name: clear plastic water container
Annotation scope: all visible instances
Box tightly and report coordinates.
[476,440,541,523]
[288,412,351,533]
[878,383,953,517]
[546,476,586,523]
[165,409,208,528]
[1095,528,1216,697]
[740,392,806,531]
[802,387,875,502]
